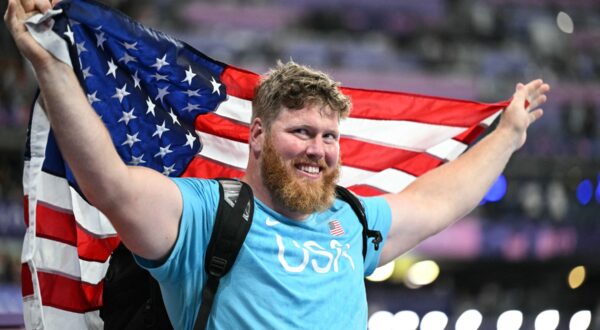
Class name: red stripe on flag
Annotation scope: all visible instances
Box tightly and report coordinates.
[348,185,388,197]
[76,228,120,262]
[454,125,487,144]
[181,156,246,179]
[37,271,103,313]
[36,202,77,246]
[343,87,508,125]
[395,153,445,177]
[21,264,33,297]
[222,66,259,100]
[23,196,29,227]
[343,140,444,176]
[36,203,119,262]
[195,113,249,143]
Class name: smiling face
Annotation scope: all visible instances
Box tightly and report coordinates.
[260,104,341,214]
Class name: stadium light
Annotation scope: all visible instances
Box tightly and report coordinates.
[535,310,559,330]
[569,310,591,330]
[393,310,420,330]
[497,310,523,330]
[419,311,448,330]
[455,309,483,330]
[368,311,394,330]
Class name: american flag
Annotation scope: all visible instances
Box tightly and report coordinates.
[328,220,345,236]
[20,0,508,328]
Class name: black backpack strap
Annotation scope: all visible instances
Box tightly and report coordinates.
[335,185,383,260]
[194,179,254,330]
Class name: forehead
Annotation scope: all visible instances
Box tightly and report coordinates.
[273,104,340,128]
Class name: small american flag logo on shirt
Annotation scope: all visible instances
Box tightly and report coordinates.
[328,220,345,236]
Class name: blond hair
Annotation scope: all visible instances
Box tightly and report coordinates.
[252,61,351,129]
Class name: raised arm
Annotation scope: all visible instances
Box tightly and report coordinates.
[379,79,550,264]
[5,0,182,261]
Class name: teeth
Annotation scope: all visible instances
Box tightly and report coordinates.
[299,165,319,174]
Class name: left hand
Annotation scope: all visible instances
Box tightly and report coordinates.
[497,79,550,150]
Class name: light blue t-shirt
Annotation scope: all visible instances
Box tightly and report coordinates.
[135,178,392,330]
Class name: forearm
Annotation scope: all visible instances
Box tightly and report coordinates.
[408,126,519,228]
[35,61,128,206]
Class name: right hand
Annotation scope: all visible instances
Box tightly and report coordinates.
[4,0,60,69]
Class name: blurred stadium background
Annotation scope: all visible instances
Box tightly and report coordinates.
[1,0,599,329]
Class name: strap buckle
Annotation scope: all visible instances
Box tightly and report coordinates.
[207,256,227,277]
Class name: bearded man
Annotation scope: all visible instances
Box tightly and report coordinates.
[5,0,550,328]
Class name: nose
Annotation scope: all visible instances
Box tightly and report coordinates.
[305,137,325,160]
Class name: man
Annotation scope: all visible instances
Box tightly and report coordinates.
[5,0,550,329]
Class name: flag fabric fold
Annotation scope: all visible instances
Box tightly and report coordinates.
[20,0,508,328]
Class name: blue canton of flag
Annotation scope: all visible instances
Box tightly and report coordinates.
[50,0,227,180]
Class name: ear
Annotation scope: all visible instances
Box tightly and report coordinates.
[249,117,265,153]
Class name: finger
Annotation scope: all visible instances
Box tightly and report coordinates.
[527,94,548,111]
[4,0,23,35]
[21,0,34,12]
[21,0,50,13]
[37,0,51,12]
[529,108,544,124]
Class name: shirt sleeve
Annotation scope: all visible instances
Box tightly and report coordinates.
[359,196,392,275]
[134,178,220,284]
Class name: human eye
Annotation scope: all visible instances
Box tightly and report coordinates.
[323,132,339,143]
[292,128,310,138]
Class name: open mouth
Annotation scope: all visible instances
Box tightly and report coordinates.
[296,164,322,176]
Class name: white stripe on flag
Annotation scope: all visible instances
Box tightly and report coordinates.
[23,300,103,330]
[33,236,110,285]
[427,139,468,161]
[340,118,466,151]
[197,131,250,169]
[217,96,253,123]
[359,168,417,194]
[38,172,116,236]
[482,110,503,126]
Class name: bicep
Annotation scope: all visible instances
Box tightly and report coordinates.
[100,166,183,261]
[379,191,439,264]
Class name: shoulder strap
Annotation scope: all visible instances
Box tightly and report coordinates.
[194,179,254,330]
[335,185,383,260]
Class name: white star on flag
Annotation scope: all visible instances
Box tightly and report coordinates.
[154,144,173,158]
[118,53,136,64]
[155,86,169,102]
[152,121,170,138]
[185,131,196,149]
[95,31,106,49]
[152,54,169,71]
[145,97,156,116]
[118,109,137,125]
[82,66,93,79]
[64,24,75,44]
[168,108,180,126]
[132,71,141,89]
[210,76,221,95]
[112,84,130,103]
[182,65,196,85]
[106,58,118,78]
[182,103,200,112]
[122,132,141,148]
[162,164,177,176]
[184,89,200,97]
[122,41,138,50]
[129,154,146,165]
[87,91,100,104]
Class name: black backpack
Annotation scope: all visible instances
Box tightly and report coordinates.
[100,179,382,330]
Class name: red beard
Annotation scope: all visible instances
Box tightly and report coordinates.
[261,136,339,215]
